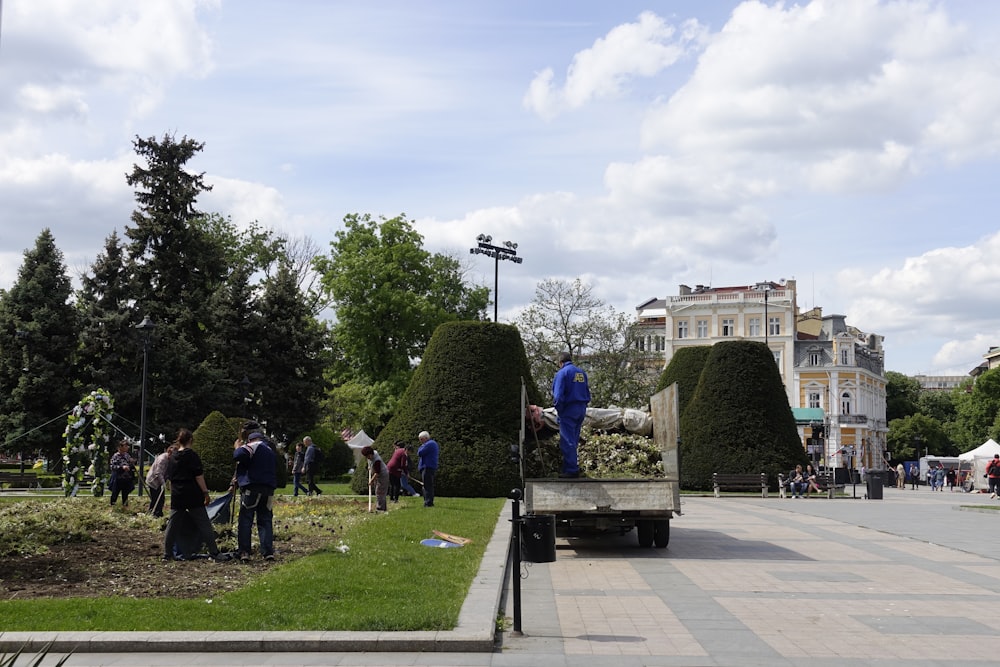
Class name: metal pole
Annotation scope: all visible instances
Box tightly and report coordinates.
[509,488,523,636]
[764,289,769,348]
[138,334,149,497]
[494,253,500,323]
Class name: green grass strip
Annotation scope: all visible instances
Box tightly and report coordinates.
[0,497,504,632]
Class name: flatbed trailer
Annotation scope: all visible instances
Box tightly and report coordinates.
[522,383,682,548]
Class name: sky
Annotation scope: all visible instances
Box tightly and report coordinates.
[1,0,999,377]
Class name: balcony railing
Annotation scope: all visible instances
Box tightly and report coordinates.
[838,415,868,425]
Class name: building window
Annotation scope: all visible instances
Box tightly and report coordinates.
[808,392,821,409]
[768,316,780,336]
[654,335,665,352]
[841,392,852,415]
[722,318,734,336]
[635,337,646,352]
[841,348,849,365]
[697,320,708,338]
[748,317,761,337]
[809,351,821,366]
[772,349,781,366]
[677,321,688,339]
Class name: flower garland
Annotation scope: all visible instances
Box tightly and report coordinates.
[62,388,115,497]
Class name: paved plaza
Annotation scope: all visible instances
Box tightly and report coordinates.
[4,484,1000,666]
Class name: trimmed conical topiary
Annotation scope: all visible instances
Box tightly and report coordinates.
[193,411,242,491]
[679,340,807,490]
[358,321,543,497]
[656,345,711,416]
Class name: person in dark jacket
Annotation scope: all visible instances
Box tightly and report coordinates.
[108,439,136,508]
[231,420,277,562]
[417,431,439,507]
[162,428,227,561]
[303,436,323,496]
[552,351,591,478]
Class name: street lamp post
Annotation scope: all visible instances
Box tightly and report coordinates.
[470,234,523,322]
[753,281,774,349]
[135,315,156,497]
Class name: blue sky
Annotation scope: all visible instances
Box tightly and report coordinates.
[2,0,1000,377]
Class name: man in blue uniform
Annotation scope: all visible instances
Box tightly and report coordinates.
[552,351,590,478]
[232,420,277,562]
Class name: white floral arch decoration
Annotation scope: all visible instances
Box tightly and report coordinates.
[62,388,116,496]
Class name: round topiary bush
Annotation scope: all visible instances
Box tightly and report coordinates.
[679,340,807,490]
[356,321,543,498]
[193,411,242,491]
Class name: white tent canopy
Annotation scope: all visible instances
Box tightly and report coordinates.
[958,438,1000,461]
[345,430,374,467]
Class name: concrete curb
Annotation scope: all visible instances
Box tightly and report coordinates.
[0,500,513,654]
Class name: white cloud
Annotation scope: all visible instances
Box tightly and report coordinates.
[1,0,216,130]
[840,231,1000,372]
[524,12,706,120]
[640,0,1000,191]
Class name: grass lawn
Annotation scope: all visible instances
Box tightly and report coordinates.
[0,494,504,632]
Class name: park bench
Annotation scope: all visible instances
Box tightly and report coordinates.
[713,472,768,498]
[778,471,840,498]
[0,470,39,490]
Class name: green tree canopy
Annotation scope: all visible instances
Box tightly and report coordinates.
[885,371,921,422]
[0,229,79,464]
[679,340,806,490]
[316,213,489,433]
[953,368,1000,448]
[887,413,953,460]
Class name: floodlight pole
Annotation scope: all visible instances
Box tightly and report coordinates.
[470,235,523,322]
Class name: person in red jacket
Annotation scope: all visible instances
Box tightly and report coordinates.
[386,441,413,502]
[988,454,1000,499]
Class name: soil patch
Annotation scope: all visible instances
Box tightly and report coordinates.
[0,508,337,601]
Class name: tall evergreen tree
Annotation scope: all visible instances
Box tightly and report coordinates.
[0,230,79,464]
[123,134,227,435]
[76,231,142,429]
[249,262,328,440]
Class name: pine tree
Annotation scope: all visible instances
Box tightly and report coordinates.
[250,262,328,440]
[123,134,227,435]
[0,230,80,464]
[76,232,143,424]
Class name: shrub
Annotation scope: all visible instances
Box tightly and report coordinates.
[295,425,356,477]
[656,346,711,416]
[356,321,542,497]
[680,340,806,490]
[193,412,241,491]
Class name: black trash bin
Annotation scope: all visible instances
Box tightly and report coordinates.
[866,471,884,500]
[521,514,556,563]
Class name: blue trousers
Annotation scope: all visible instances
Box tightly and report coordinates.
[421,468,436,507]
[292,471,309,496]
[238,487,274,557]
[558,410,586,474]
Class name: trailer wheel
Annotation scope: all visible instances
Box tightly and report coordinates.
[653,519,670,548]
[637,520,654,547]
